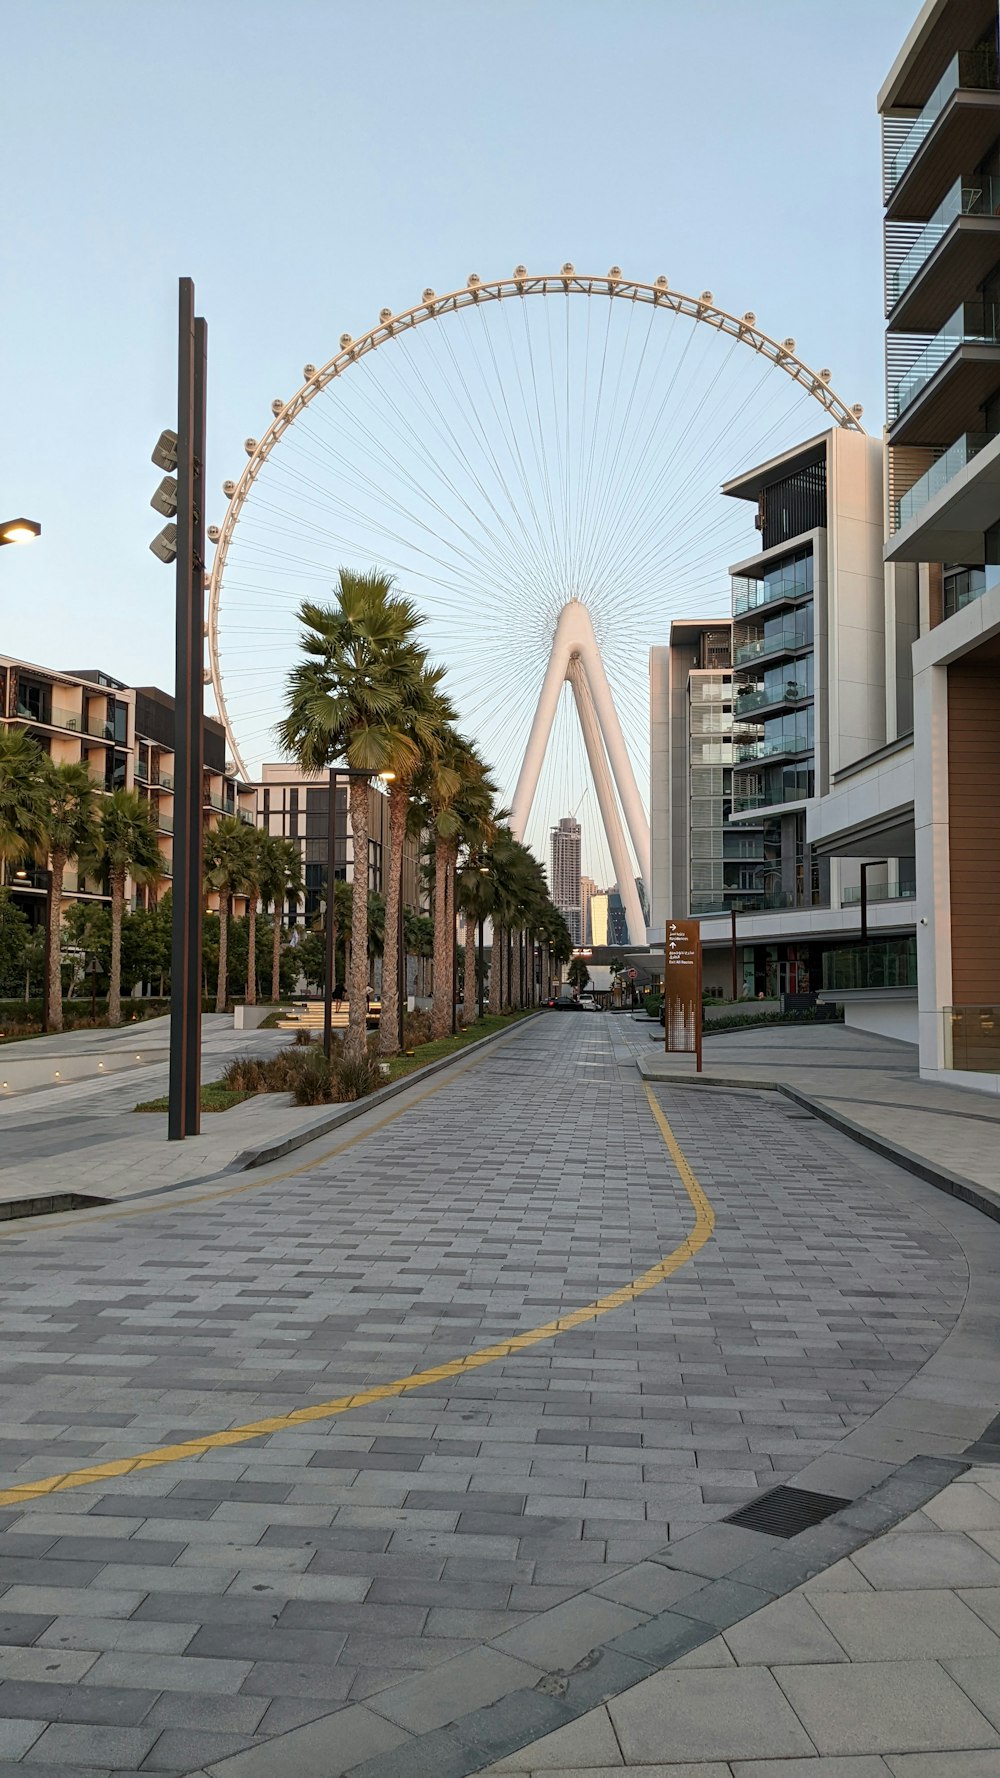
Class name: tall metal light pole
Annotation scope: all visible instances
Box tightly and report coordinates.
[323,767,340,1060]
[167,279,207,1141]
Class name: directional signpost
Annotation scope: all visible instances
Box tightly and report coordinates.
[664,917,702,1072]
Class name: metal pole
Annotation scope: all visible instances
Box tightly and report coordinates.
[451,863,458,1035]
[169,280,205,1140]
[860,862,870,946]
[397,834,405,1051]
[730,906,738,1001]
[477,915,484,1020]
[324,768,338,1060]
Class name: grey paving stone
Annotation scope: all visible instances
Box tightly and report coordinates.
[885,1753,1000,1775]
[141,1727,261,1768]
[732,1760,891,1776]
[943,1658,1000,1733]
[0,1613,54,1646]
[81,1650,254,1694]
[608,1664,815,1763]
[143,1693,267,1734]
[0,1722,44,1761]
[368,1645,543,1733]
[774,1660,1000,1755]
[0,1646,98,1683]
[672,1577,775,1630]
[0,1679,159,1724]
[199,1701,408,1776]
[490,1594,646,1669]
[238,1659,356,1701]
[37,1617,197,1653]
[851,1534,1000,1591]
[604,1609,713,1669]
[655,1522,782,1578]
[23,1722,157,1766]
[480,1703,622,1770]
[724,1590,850,1665]
[812,1591,1000,1661]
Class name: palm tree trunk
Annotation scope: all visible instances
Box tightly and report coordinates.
[463,909,477,1025]
[378,781,406,1056]
[346,775,370,1059]
[216,897,229,1014]
[431,837,451,1041]
[108,869,125,1027]
[247,898,257,1006]
[271,903,281,1002]
[488,925,498,1014]
[46,853,66,1034]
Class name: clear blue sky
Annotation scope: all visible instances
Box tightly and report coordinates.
[2,0,914,693]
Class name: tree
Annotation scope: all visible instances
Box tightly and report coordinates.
[204,815,253,1013]
[83,790,162,1025]
[378,665,453,1057]
[0,726,46,874]
[256,834,303,1003]
[0,889,29,998]
[279,570,426,1059]
[241,828,267,1008]
[567,956,591,992]
[39,758,98,1033]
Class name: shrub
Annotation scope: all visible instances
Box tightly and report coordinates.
[403,1009,433,1048]
[221,1056,270,1093]
[332,1049,384,1102]
[291,1047,335,1106]
[293,1028,314,1047]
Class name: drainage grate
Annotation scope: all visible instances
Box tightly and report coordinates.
[725,1484,851,1539]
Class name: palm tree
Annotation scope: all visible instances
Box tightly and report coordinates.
[204,815,253,1013]
[278,570,425,1059]
[413,730,492,1040]
[377,665,454,1057]
[457,857,494,1025]
[39,758,99,1033]
[241,828,269,1008]
[83,790,162,1025]
[0,725,46,875]
[257,834,303,1003]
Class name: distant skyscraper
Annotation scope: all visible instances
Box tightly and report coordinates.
[579,875,598,945]
[550,815,582,944]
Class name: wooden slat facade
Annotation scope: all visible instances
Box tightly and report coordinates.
[948,638,1000,1002]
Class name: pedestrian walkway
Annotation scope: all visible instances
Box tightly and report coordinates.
[480,1467,1000,1777]
[626,1020,1000,1207]
[0,1015,998,1776]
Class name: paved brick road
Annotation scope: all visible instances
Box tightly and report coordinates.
[0,1015,974,1774]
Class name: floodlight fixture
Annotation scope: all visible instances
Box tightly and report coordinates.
[151,429,178,472]
[150,474,178,518]
[149,523,178,564]
[0,517,41,547]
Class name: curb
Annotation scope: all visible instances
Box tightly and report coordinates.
[230,1012,543,1171]
[637,1057,1000,1225]
[187,1451,970,1778]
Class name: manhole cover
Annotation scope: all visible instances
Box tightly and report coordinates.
[725,1484,850,1539]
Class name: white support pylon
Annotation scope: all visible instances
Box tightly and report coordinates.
[510,598,650,946]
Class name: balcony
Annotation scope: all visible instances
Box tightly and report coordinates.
[154,811,174,834]
[733,621,812,669]
[17,702,82,732]
[735,677,811,718]
[732,572,812,619]
[735,734,812,765]
[894,431,994,530]
[887,47,1000,200]
[841,882,916,907]
[887,176,1000,332]
[153,771,174,791]
[888,301,1000,443]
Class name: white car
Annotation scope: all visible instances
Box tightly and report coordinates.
[576,993,599,1012]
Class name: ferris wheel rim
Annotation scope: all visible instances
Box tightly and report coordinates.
[207,266,866,781]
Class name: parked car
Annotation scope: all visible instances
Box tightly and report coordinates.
[577,993,599,1012]
[545,994,583,1011]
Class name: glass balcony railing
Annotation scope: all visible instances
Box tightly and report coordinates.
[735,735,813,765]
[888,46,999,191]
[155,811,174,833]
[732,573,813,618]
[735,678,812,716]
[841,882,917,906]
[153,771,175,790]
[733,622,812,668]
[946,1004,1000,1072]
[896,431,995,528]
[823,937,918,992]
[889,176,1000,308]
[890,301,1000,422]
[942,563,1000,618]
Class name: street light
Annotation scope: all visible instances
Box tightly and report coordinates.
[0,518,41,547]
[377,769,407,1052]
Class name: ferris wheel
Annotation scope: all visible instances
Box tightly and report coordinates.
[206,266,862,921]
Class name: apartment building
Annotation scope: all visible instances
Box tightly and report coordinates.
[810,0,1000,1087]
[256,763,421,926]
[0,655,253,922]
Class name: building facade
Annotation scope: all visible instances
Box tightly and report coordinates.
[549,814,583,944]
[255,763,421,927]
[810,0,1000,1088]
[579,874,598,946]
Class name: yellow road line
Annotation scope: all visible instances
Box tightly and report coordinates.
[0,1082,713,1508]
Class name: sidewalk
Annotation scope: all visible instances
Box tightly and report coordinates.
[477,1466,1000,1777]
[627,1022,1000,1210]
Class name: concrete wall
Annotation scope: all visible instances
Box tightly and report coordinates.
[842,995,918,1046]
